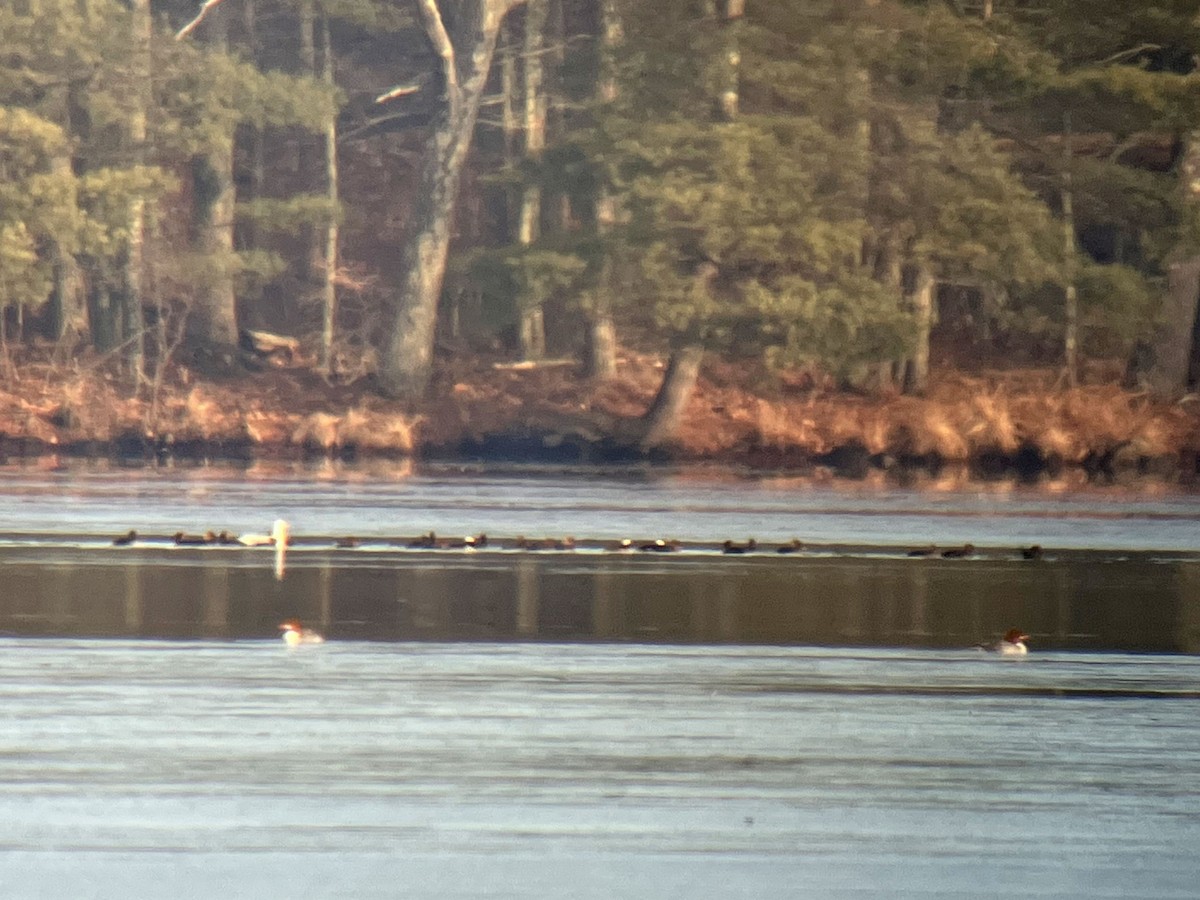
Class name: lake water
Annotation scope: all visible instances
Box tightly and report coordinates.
[0,462,1198,898]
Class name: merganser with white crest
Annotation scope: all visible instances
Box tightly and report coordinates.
[279,619,324,646]
[979,629,1030,655]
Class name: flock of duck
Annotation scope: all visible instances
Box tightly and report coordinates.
[110,525,1043,562]
[106,519,1035,653]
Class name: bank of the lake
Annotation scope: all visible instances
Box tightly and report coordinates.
[2,350,1198,480]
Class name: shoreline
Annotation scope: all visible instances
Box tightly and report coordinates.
[1,351,1198,483]
[0,430,1194,486]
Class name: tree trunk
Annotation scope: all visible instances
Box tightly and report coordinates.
[1148,257,1200,397]
[639,344,704,450]
[49,73,89,347]
[636,1,741,444]
[584,0,622,381]
[124,0,151,385]
[320,16,339,374]
[377,0,528,401]
[1061,113,1078,387]
[517,0,548,361]
[907,264,935,394]
[585,311,618,380]
[1146,131,1200,398]
[186,6,239,354]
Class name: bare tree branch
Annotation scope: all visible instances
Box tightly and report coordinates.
[375,83,422,103]
[415,0,461,112]
[176,0,229,41]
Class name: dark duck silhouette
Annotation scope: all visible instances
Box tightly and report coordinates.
[174,531,215,546]
[776,539,803,554]
[639,539,681,553]
[941,543,975,559]
[112,530,137,546]
[722,539,757,555]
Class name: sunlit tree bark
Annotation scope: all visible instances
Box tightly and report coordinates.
[377,0,529,401]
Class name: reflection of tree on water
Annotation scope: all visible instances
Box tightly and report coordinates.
[2,550,1197,652]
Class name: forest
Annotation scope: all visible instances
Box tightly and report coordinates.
[3,0,1200,472]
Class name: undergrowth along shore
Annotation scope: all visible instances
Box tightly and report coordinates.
[0,352,1198,480]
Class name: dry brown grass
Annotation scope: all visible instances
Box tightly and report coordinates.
[0,346,1194,469]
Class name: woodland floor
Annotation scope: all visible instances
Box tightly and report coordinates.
[1,343,1199,481]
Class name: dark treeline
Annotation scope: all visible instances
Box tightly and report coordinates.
[3,1,1200,446]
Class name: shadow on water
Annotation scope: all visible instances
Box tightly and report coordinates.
[2,546,1199,652]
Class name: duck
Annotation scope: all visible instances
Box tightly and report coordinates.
[335,536,360,549]
[906,544,937,558]
[112,530,137,546]
[514,535,574,551]
[610,538,634,552]
[447,533,488,550]
[238,519,290,547]
[279,619,324,646]
[174,530,215,546]
[407,531,440,549]
[978,629,1030,656]
[776,539,803,554]
[941,543,975,559]
[722,539,757,555]
[639,539,681,553]
[1021,545,1043,560]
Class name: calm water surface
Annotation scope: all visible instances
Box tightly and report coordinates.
[0,463,1198,897]
[1,458,1199,549]
[0,641,1197,898]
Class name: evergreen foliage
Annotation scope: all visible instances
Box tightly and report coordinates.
[0,0,1198,397]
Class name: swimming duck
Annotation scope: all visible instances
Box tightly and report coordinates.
[407,531,440,549]
[174,531,215,546]
[610,538,634,552]
[238,519,290,547]
[906,545,937,558]
[279,619,324,646]
[941,543,975,559]
[112,530,137,546]
[447,533,488,550]
[776,539,803,554]
[722,539,757,555]
[335,536,360,549]
[1021,545,1043,560]
[978,629,1030,656]
[639,539,680,553]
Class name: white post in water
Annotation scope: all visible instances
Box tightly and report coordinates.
[273,519,290,581]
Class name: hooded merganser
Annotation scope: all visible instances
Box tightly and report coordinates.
[979,629,1030,655]
[1021,545,1043,560]
[279,619,324,646]
[112,530,137,546]
[776,539,803,554]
